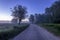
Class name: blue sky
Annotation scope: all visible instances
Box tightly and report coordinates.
[0,0,56,20]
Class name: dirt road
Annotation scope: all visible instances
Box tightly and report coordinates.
[13,24,60,40]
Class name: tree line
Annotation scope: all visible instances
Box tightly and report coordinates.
[29,0,60,24]
[11,0,60,24]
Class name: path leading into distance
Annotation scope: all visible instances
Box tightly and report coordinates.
[13,24,60,40]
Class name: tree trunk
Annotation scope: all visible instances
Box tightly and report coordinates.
[18,19,21,25]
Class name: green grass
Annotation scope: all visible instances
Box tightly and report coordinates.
[38,23,60,36]
[0,24,29,40]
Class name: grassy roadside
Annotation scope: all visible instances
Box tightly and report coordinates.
[0,24,29,40]
[37,23,60,36]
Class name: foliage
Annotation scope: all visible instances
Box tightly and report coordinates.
[45,1,60,23]
[34,1,60,23]
[11,5,27,24]
[29,14,34,23]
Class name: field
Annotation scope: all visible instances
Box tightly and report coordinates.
[0,23,29,40]
[38,23,60,36]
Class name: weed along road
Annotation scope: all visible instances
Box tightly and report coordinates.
[13,24,60,40]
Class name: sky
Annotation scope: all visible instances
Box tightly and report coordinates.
[0,0,56,21]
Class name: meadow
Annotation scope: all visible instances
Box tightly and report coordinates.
[0,23,29,40]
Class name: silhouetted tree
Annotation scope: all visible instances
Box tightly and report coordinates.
[34,13,48,23]
[32,0,60,24]
[29,14,34,23]
[44,1,60,23]
[11,5,27,24]
[45,8,53,23]
[34,14,43,23]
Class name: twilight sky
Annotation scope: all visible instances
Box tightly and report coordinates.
[0,0,56,20]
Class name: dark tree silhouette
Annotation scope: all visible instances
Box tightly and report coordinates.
[45,1,60,23]
[34,1,60,23]
[29,14,34,23]
[11,5,27,24]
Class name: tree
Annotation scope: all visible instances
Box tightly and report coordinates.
[34,13,48,23]
[45,8,53,23]
[11,5,27,24]
[34,14,43,23]
[51,1,60,23]
[29,14,34,23]
[45,1,60,23]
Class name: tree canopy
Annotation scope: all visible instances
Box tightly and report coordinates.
[11,5,27,24]
[29,14,34,23]
[30,1,60,23]
[45,1,60,23]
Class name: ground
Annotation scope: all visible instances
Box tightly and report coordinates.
[13,24,60,40]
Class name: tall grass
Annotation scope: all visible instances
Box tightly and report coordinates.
[0,24,29,40]
[38,23,60,36]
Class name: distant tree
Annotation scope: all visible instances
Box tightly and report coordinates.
[29,14,34,23]
[11,5,27,24]
[35,13,48,23]
[34,14,38,23]
[11,18,17,23]
[34,14,42,23]
[50,1,60,23]
[45,8,53,23]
